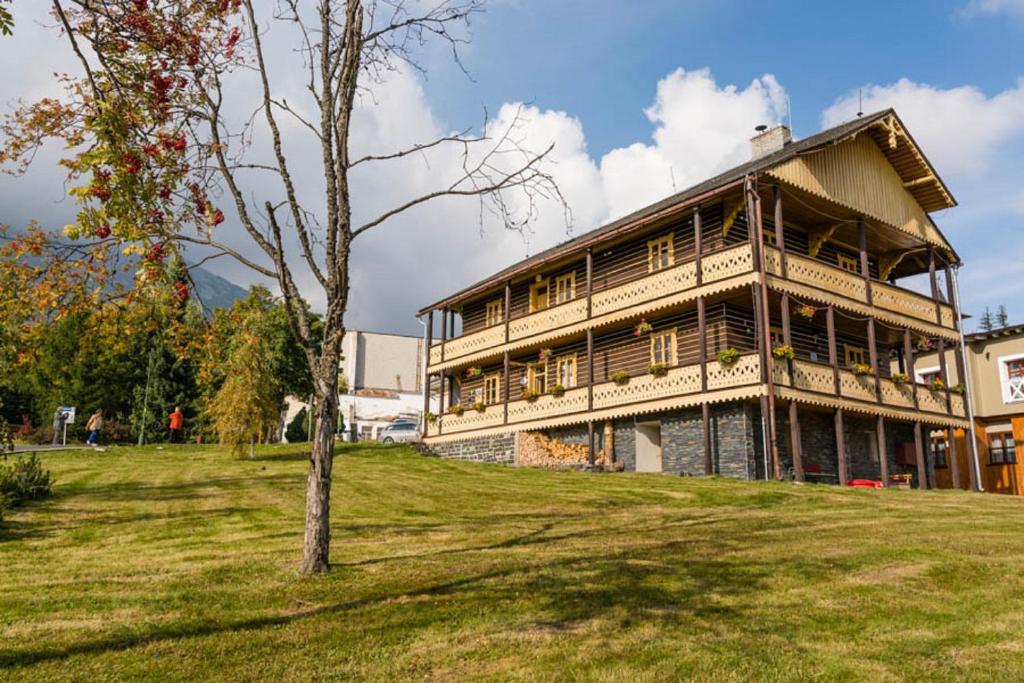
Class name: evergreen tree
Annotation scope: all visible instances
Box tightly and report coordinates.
[979,307,995,332]
[997,305,1010,329]
[285,408,309,444]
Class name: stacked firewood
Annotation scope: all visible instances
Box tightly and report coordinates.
[516,432,590,468]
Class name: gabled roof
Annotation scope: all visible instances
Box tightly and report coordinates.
[419,109,957,315]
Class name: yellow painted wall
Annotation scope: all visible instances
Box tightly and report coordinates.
[934,417,1024,495]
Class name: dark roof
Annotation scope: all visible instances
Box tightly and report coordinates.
[418,109,952,315]
[965,324,1024,343]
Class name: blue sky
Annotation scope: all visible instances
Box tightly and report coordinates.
[1,0,1022,334]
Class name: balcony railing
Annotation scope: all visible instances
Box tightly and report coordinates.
[763,246,954,329]
[428,354,761,437]
[773,358,966,418]
[429,243,755,368]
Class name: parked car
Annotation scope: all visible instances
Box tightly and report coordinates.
[377,421,421,445]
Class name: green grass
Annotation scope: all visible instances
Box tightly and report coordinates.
[2,443,1024,681]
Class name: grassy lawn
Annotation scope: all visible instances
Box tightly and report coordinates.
[2,444,1024,681]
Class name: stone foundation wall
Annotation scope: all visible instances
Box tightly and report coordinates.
[419,432,517,464]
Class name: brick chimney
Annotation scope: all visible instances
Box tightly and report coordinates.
[750,124,792,159]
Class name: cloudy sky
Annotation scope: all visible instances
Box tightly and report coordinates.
[2,0,1023,335]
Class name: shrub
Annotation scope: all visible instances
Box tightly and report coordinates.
[717,348,740,365]
[285,407,309,443]
[0,454,53,519]
[424,411,437,424]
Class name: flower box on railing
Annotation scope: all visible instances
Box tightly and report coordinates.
[717,348,740,366]
[648,362,668,377]
[610,370,630,386]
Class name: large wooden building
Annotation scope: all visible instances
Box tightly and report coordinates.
[416,110,973,488]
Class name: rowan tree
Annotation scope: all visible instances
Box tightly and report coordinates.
[2,0,566,573]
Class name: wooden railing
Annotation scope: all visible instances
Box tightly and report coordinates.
[429,243,755,367]
[773,358,966,418]
[764,246,954,329]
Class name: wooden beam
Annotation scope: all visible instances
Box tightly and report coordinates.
[586,328,594,412]
[937,338,951,413]
[827,305,840,395]
[867,318,881,402]
[701,402,712,476]
[440,308,448,362]
[774,183,787,278]
[721,197,745,239]
[879,250,910,281]
[504,281,511,344]
[877,415,889,487]
[694,205,703,287]
[789,400,804,483]
[587,420,595,466]
[904,329,919,410]
[929,248,942,325]
[858,219,873,304]
[808,224,839,258]
[585,248,593,319]
[698,296,707,392]
[437,374,446,435]
[914,421,928,489]
[835,408,849,485]
[903,174,936,189]
[948,427,962,490]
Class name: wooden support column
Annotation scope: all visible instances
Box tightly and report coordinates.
[586,328,594,411]
[585,247,593,319]
[774,183,787,277]
[877,415,889,486]
[904,329,919,409]
[937,338,951,413]
[753,284,780,479]
[440,308,448,362]
[827,305,840,395]
[835,408,849,485]
[437,374,445,435]
[503,351,510,425]
[587,420,595,466]
[694,205,703,286]
[858,218,873,304]
[748,180,780,480]
[504,281,511,343]
[423,311,434,437]
[780,292,803,482]
[867,318,881,402]
[928,248,942,325]
[698,294,711,475]
[948,427,962,490]
[913,421,928,489]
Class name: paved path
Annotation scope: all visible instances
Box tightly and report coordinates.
[10,444,92,453]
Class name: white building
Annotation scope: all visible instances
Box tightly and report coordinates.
[283,329,436,442]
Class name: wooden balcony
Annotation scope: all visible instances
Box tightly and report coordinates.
[773,358,966,419]
[763,246,955,331]
[428,354,762,437]
[429,243,755,369]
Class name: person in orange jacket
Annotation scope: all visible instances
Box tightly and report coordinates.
[168,406,184,443]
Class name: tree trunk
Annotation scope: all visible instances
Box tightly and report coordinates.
[300,372,339,574]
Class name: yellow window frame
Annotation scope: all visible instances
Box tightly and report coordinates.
[650,328,678,366]
[529,279,550,313]
[554,273,575,304]
[554,353,577,388]
[837,253,859,273]
[485,299,503,327]
[647,235,674,272]
[483,372,501,404]
[844,344,866,367]
[527,362,548,394]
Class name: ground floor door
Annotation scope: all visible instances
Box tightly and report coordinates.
[636,421,663,473]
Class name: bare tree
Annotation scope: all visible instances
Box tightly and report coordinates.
[9,1,567,573]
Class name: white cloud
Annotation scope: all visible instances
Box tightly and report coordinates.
[821,78,1024,175]
[961,0,1024,16]
[600,68,786,219]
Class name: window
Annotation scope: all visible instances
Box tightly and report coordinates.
[529,279,550,313]
[763,227,776,244]
[931,438,948,469]
[647,235,674,272]
[554,273,575,304]
[837,253,859,273]
[989,432,1017,465]
[917,368,941,385]
[555,354,577,388]
[1000,355,1024,404]
[485,299,503,327]
[483,373,501,404]
[650,328,678,366]
[527,362,547,394]
[844,344,866,367]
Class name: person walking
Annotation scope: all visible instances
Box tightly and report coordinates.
[52,408,67,446]
[85,409,103,446]
[168,406,184,443]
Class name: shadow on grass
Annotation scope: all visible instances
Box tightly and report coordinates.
[0,530,778,670]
